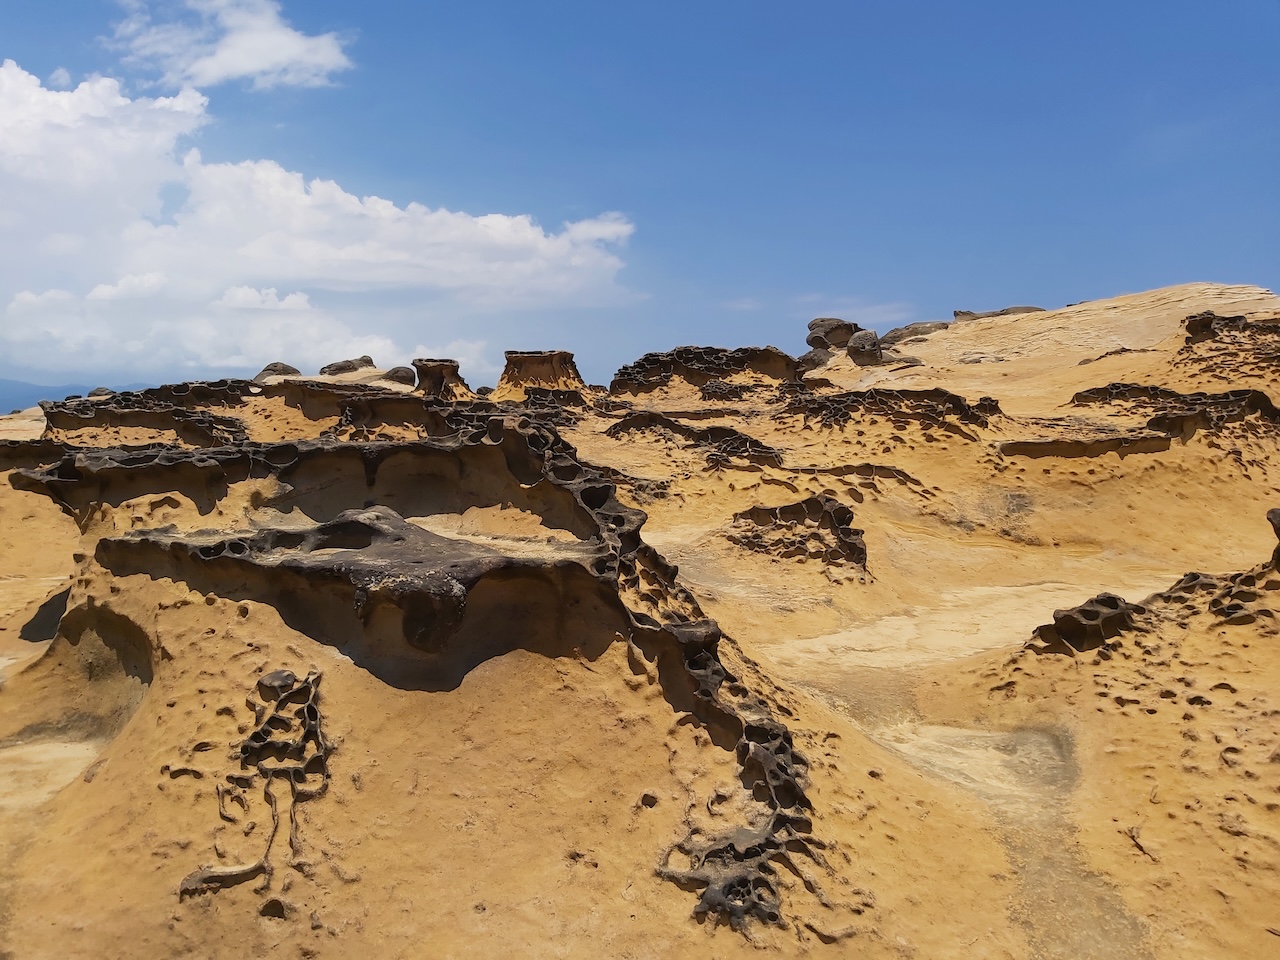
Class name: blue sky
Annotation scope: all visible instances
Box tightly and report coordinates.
[1,1,1276,385]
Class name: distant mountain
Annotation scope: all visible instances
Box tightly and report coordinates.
[0,379,152,414]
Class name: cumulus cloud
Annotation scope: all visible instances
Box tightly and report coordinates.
[0,60,634,381]
[0,59,206,188]
[114,0,353,90]
[216,286,310,309]
[87,272,167,300]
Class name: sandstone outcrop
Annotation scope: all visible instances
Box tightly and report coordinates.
[490,350,586,402]
[879,320,950,347]
[318,355,375,376]
[846,329,883,366]
[728,496,867,570]
[6,282,1280,958]
[411,358,476,402]
[379,366,417,386]
[611,346,800,393]
[253,362,301,382]
[952,305,1045,321]
[805,318,857,351]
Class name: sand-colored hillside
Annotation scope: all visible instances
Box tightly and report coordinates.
[2,282,1280,959]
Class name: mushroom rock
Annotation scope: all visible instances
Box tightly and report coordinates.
[806,317,858,351]
[319,355,375,377]
[411,358,476,402]
[490,350,586,402]
[253,362,301,383]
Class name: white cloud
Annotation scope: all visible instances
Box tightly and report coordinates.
[87,272,166,300]
[115,0,353,90]
[0,59,206,188]
[7,288,76,314]
[47,67,72,89]
[216,285,310,309]
[0,60,634,380]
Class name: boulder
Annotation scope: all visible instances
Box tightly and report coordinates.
[253,362,301,382]
[380,366,417,386]
[806,317,857,351]
[846,329,883,366]
[319,355,374,376]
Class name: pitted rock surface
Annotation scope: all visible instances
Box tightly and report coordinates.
[1178,311,1280,382]
[783,387,1000,435]
[179,670,332,899]
[728,496,867,570]
[611,346,800,393]
[1071,383,1280,436]
[16,413,828,932]
[1029,593,1149,655]
[411,358,475,402]
[605,412,783,467]
[39,388,252,448]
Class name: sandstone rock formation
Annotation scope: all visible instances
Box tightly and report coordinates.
[846,329,884,366]
[379,366,417,386]
[805,317,857,351]
[411,358,476,402]
[253,362,301,382]
[4,281,1280,959]
[490,350,586,402]
[879,320,950,348]
[318,355,374,377]
[611,346,799,394]
[952,305,1045,321]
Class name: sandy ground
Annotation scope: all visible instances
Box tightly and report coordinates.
[2,282,1280,958]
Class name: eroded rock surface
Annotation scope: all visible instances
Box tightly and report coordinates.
[411,358,475,402]
[319,356,375,377]
[253,362,301,382]
[11,408,830,935]
[953,305,1045,321]
[728,496,867,571]
[611,346,800,394]
[783,387,1000,435]
[491,350,587,403]
[605,412,783,467]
